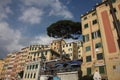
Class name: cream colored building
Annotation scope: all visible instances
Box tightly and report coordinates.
[62,42,78,60]
[28,45,58,61]
[23,61,41,80]
[50,39,66,54]
[23,49,60,80]
[75,41,83,59]
[81,0,120,80]
[0,59,4,79]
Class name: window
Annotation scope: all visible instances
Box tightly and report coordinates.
[37,53,39,56]
[68,48,72,51]
[34,53,36,57]
[86,56,92,62]
[32,65,35,69]
[99,66,105,74]
[27,66,29,70]
[97,53,103,60]
[84,23,88,28]
[27,73,30,78]
[33,73,36,78]
[92,12,96,16]
[51,53,54,56]
[30,73,33,78]
[45,51,47,55]
[25,73,27,78]
[84,16,87,20]
[92,19,97,25]
[35,64,38,69]
[111,0,116,3]
[66,44,68,47]
[95,42,102,48]
[83,34,89,42]
[69,43,71,46]
[87,67,91,75]
[92,30,101,39]
[34,47,37,50]
[86,46,91,52]
[30,65,32,70]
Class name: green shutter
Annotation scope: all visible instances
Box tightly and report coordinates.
[99,66,105,74]
[87,67,91,75]
[112,0,116,3]
[30,73,32,78]
[33,73,36,78]
[98,30,101,37]
[97,53,103,60]
[84,23,88,28]
[92,33,94,39]
[92,19,97,25]
[83,35,85,42]
[86,46,91,51]
[95,42,102,48]
[36,64,38,69]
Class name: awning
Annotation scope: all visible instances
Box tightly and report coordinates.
[67,60,82,66]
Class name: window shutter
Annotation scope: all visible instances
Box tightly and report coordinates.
[98,30,101,37]
[83,35,85,42]
[92,32,94,39]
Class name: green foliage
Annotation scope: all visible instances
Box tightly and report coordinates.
[47,20,82,39]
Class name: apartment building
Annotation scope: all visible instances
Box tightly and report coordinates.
[23,61,40,80]
[17,47,29,73]
[1,53,15,80]
[0,59,4,79]
[50,39,66,54]
[23,49,60,80]
[62,42,78,60]
[1,47,29,80]
[75,41,83,59]
[28,45,59,61]
[81,0,120,80]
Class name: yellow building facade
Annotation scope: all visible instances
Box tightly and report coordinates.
[50,39,66,54]
[75,41,83,59]
[0,59,4,79]
[28,45,56,61]
[81,0,120,80]
[62,42,78,60]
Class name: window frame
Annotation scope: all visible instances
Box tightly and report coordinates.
[86,56,92,62]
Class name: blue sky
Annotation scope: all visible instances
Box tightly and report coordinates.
[0,0,101,58]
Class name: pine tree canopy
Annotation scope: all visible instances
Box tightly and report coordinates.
[47,20,82,39]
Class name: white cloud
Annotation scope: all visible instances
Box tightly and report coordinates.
[0,22,23,57]
[31,35,55,45]
[21,0,73,21]
[22,0,51,7]
[0,0,12,21]
[49,0,73,18]
[19,7,44,24]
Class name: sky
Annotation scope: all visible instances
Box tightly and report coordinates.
[0,0,101,59]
